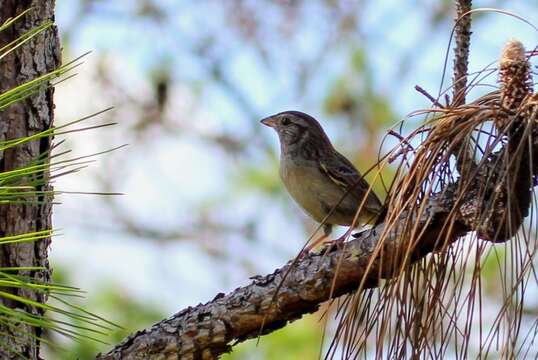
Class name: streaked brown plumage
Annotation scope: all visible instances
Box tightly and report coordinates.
[261,111,383,248]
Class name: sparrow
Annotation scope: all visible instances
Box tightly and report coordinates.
[261,110,383,251]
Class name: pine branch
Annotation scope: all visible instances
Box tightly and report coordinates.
[452,0,472,106]
[97,97,538,359]
[97,39,536,359]
[452,0,476,177]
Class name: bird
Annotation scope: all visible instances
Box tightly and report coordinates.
[261,110,383,253]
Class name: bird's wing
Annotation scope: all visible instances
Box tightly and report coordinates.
[319,152,383,213]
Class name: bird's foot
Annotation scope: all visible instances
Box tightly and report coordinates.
[298,226,355,257]
[319,228,355,253]
[298,232,330,258]
[320,238,346,252]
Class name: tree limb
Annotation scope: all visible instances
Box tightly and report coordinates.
[452,0,472,106]
[96,199,462,359]
[97,37,538,360]
[97,96,538,359]
[452,0,477,175]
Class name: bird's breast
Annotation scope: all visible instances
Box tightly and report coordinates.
[280,156,358,225]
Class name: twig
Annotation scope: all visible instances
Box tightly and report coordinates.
[452,0,473,107]
[415,85,444,108]
[451,0,477,175]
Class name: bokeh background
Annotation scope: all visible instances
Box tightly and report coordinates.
[44,1,538,358]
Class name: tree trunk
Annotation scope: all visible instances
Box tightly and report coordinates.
[0,1,59,358]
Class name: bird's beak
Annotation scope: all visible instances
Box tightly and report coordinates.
[260,116,277,128]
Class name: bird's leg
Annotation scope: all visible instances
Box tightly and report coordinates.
[300,224,332,256]
[321,226,354,251]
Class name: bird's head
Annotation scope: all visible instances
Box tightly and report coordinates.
[260,111,331,153]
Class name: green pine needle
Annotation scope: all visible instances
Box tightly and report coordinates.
[0,8,123,350]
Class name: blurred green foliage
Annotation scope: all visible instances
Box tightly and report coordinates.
[223,314,324,360]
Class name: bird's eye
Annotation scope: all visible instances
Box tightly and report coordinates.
[281,117,290,126]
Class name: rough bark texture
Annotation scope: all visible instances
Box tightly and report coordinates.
[451,0,475,174]
[98,95,537,359]
[96,202,462,360]
[452,0,472,106]
[0,2,59,359]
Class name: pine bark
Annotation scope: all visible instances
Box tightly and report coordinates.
[0,1,59,358]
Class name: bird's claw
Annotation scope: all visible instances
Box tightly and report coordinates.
[320,238,346,252]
